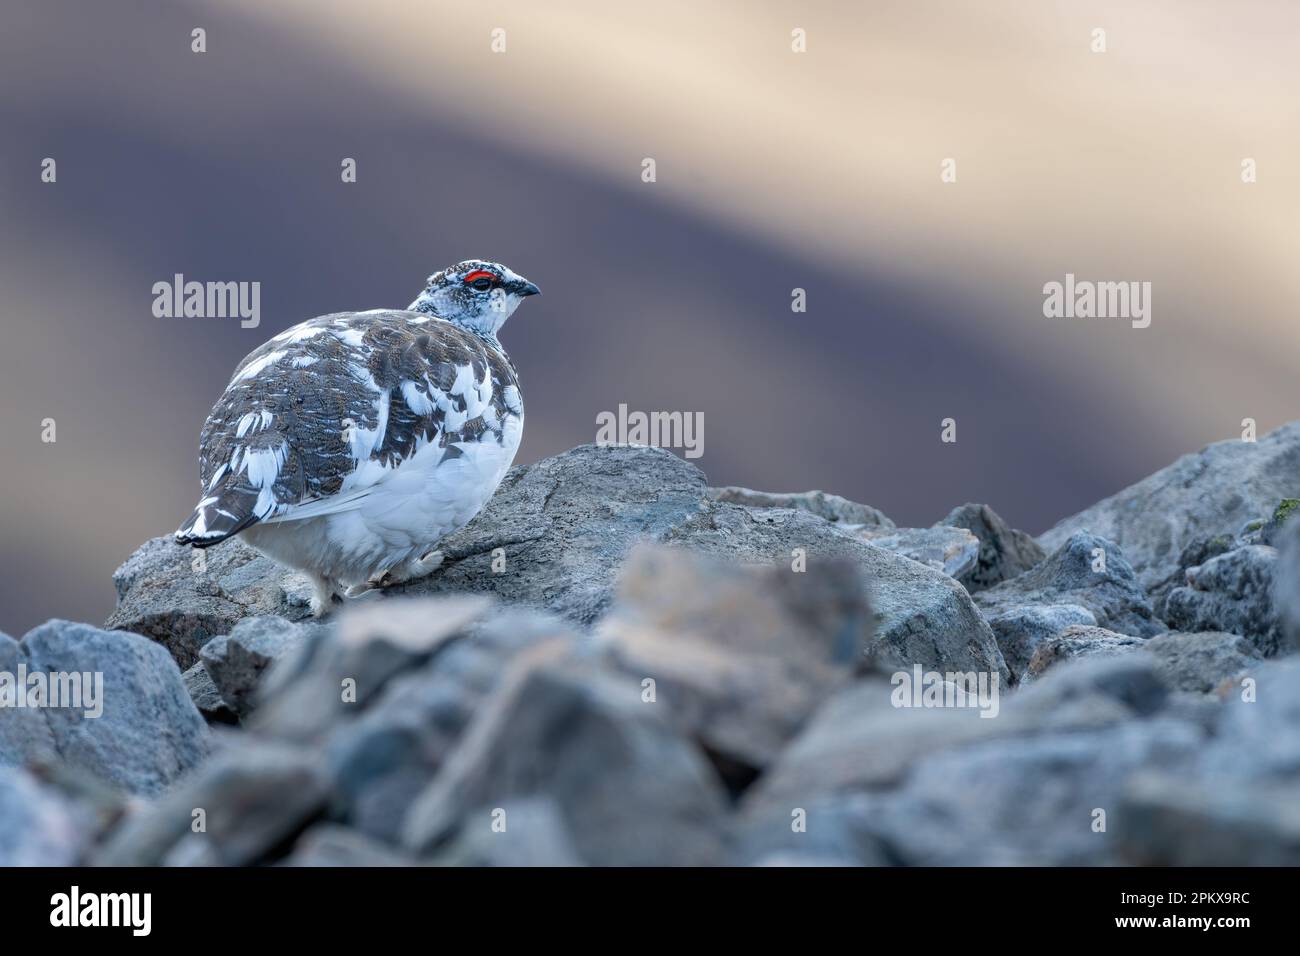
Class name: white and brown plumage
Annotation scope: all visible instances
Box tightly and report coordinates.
[175,259,540,615]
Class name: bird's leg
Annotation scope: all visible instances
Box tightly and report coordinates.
[344,549,445,599]
[308,575,343,617]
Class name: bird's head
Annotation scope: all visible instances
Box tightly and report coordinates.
[409,259,541,337]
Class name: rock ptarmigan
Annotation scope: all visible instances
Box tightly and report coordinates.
[175,259,540,615]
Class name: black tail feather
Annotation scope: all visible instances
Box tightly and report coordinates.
[174,486,263,548]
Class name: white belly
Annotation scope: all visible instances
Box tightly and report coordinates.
[242,415,522,585]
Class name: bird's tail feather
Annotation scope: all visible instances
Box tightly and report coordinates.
[175,485,264,548]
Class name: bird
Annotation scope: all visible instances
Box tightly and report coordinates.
[175,259,541,616]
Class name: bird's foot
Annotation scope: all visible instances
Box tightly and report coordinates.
[344,549,445,599]
[308,577,344,618]
[405,548,446,580]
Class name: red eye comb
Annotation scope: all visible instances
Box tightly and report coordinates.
[463,270,495,283]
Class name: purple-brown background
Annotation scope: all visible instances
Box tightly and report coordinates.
[2,0,1297,633]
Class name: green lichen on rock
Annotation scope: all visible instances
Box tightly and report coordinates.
[1273,498,1299,527]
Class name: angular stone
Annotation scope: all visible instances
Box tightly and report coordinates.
[105,534,309,669]
[598,544,868,782]
[181,662,237,724]
[938,503,1046,591]
[976,533,1163,638]
[428,797,583,866]
[402,650,729,866]
[857,526,980,579]
[14,621,208,796]
[1165,545,1282,656]
[1010,653,1170,729]
[1024,625,1143,679]
[200,616,327,717]
[93,736,329,866]
[250,595,492,742]
[324,606,580,843]
[864,718,1204,865]
[1141,631,1261,694]
[743,677,1007,809]
[1039,421,1300,590]
[986,604,1097,679]
[670,503,1009,683]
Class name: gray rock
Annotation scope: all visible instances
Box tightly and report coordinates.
[668,503,1008,683]
[1150,531,1242,612]
[976,532,1163,638]
[181,663,237,724]
[865,718,1204,865]
[200,616,327,717]
[0,768,87,866]
[106,534,311,669]
[986,604,1097,679]
[747,651,1175,832]
[323,605,581,842]
[284,824,419,866]
[1010,653,1170,728]
[1117,773,1300,865]
[1199,656,1300,782]
[1024,625,1143,679]
[729,795,889,867]
[743,677,1008,811]
[386,444,711,623]
[93,736,329,866]
[1141,631,1261,694]
[938,503,1046,591]
[8,621,208,796]
[402,650,729,866]
[1276,515,1300,652]
[1165,545,1282,655]
[745,653,1197,865]
[1039,421,1300,590]
[856,526,980,579]
[1111,656,1300,865]
[428,797,583,867]
[0,632,59,767]
[707,486,894,529]
[598,544,868,781]
[249,595,493,743]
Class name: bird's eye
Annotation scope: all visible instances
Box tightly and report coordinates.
[463,270,496,292]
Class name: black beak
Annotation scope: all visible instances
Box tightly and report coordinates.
[515,279,541,297]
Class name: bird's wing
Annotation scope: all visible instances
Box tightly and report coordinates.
[175,310,522,547]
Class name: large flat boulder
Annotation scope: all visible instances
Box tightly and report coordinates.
[109,444,1007,683]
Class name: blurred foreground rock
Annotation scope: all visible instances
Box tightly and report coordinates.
[2,426,1297,866]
